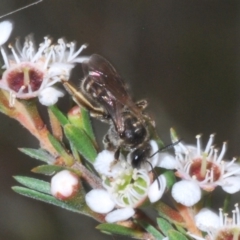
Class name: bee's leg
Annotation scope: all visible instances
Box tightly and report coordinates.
[103,133,115,151]
[62,80,106,117]
[135,99,148,110]
[114,148,120,161]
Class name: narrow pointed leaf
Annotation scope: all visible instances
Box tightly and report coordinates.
[18,148,55,163]
[31,165,66,175]
[154,201,185,226]
[80,108,95,141]
[136,220,164,240]
[96,223,148,239]
[64,124,97,163]
[168,229,188,240]
[13,176,50,194]
[12,186,83,213]
[48,105,69,126]
[12,186,105,222]
[157,218,173,237]
[48,133,74,165]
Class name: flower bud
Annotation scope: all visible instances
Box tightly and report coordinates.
[51,170,80,200]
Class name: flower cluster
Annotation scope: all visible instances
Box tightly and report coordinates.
[0,20,87,106]
[167,131,240,206]
[85,140,168,223]
[190,204,240,240]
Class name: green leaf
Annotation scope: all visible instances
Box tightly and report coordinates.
[157,218,173,237]
[96,223,147,239]
[12,185,105,223]
[48,133,74,165]
[80,108,95,141]
[31,165,66,175]
[48,105,69,126]
[18,148,55,163]
[162,171,176,189]
[154,201,185,226]
[13,176,51,194]
[136,220,164,240]
[12,186,84,213]
[64,124,97,163]
[168,229,188,240]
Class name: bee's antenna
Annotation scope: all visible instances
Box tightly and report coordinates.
[0,0,43,19]
[146,160,160,189]
[149,139,182,158]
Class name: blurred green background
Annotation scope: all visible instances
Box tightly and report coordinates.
[0,0,239,239]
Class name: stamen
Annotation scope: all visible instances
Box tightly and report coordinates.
[213,149,218,162]
[68,43,87,62]
[224,168,240,179]
[1,47,9,68]
[43,45,54,69]
[233,209,236,225]
[8,44,20,63]
[9,91,16,107]
[57,38,66,62]
[31,37,50,62]
[219,208,223,226]
[196,134,201,155]
[216,142,227,163]
[205,134,215,153]
[224,213,228,225]
[236,203,240,225]
[208,146,214,159]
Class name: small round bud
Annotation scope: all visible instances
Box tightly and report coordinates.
[51,170,79,200]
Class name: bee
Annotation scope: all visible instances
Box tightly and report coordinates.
[63,54,158,169]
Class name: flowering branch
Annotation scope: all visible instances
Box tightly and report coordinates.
[0,20,239,240]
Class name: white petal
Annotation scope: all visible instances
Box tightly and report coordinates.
[38,87,64,106]
[171,180,201,207]
[148,175,166,203]
[93,150,116,177]
[85,189,115,214]
[158,153,176,169]
[195,208,219,232]
[221,176,240,194]
[105,207,135,223]
[149,140,159,168]
[0,21,13,45]
[51,170,79,199]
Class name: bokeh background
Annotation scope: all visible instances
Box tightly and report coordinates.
[0,0,240,239]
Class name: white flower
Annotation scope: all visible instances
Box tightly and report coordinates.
[85,189,115,214]
[0,28,87,106]
[171,180,201,207]
[169,130,240,206]
[148,174,167,203]
[38,86,64,106]
[51,170,79,200]
[194,208,219,232]
[0,21,13,45]
[189,204,240,240]
[87,140,167,222]
[105,207,135,223]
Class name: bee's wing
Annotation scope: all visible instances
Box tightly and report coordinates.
[83,54,142,119]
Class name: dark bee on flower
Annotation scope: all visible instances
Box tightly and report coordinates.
[63,54,159,169]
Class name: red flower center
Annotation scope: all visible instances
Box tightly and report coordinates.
[189,158,221,181]
[6,64,44,93]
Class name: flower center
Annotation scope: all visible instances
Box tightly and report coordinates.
[190,158,221,181]
[5,64,44,93]
[216,228,240,240]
